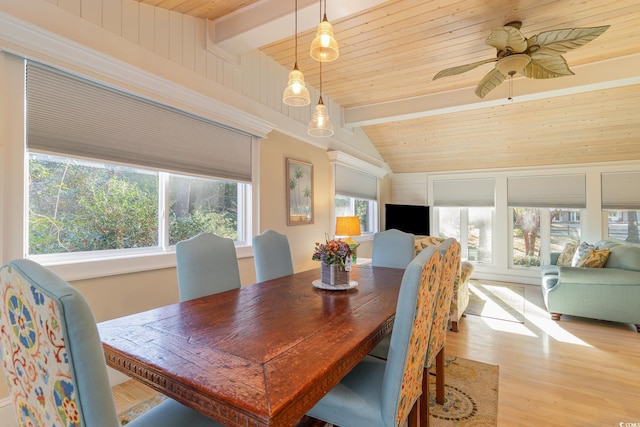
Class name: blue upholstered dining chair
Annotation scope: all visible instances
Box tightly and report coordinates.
[369,238,460,425]
[175,232,241,301]
[306,245,443,427]
[371,228,416,269]
[0,259,222,427]
[252,229,294,282]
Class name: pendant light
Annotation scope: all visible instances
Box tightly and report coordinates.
[310,0,339,63]
[307,62,334,137]
[283,0,311,106]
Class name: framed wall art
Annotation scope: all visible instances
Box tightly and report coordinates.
[286,158,314,225]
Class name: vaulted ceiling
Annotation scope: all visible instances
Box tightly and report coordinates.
[139,0,640,173]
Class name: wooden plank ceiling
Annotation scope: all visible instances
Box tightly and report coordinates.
[138,0,640,173]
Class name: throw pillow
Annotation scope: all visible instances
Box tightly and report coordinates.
[556,243,578,266]
[571,241,595,267]
[576,248,610,268]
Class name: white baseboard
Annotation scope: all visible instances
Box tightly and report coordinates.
[0,398,16,427]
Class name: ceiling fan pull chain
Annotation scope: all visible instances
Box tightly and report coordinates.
[508,72,514,101]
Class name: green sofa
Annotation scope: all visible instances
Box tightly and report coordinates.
[541,239,640,332]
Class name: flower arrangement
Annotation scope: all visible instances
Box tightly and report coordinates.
[312,238,353,270]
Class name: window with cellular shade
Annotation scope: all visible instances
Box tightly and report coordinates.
[601,171,640,209]
[507,174,586,208]
[432,178,495,207]
[26,62,254,182]
[335,164,377,201]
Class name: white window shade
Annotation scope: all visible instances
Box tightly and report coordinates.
[335,164,377,200]
[507,174,586,208]
[602,171,640,209]
[432,178,495,207]
[26,62,253,182]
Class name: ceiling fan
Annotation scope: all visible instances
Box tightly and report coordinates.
[433,21,610,98]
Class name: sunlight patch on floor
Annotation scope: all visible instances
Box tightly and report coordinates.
[480,317,537,336]
[471,282,594,347]
[523,294,593,348]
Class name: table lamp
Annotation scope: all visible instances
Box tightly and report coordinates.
[335,216,361,262]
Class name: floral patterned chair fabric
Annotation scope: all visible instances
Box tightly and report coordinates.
[307,246,443,427]
[424,238,461,416]
[415,236,473,332]
[0,259,223,427]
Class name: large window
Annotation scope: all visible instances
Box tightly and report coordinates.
[432,178,495,263]
[29,153,249,258]
[508,174,585,268]
[602,172,640,243]
[606,210,640,242]
[25,61,255,265]
[334,163,379,235]
[511,208,581,267]
[436,207,493,263]
[336,195,377,234]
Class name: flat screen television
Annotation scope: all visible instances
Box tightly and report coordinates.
[385,204,430,235]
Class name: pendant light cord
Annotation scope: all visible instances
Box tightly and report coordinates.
[294,0,298,64]
[319,61,323,98]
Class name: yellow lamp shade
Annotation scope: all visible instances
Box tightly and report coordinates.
[335,216,361,237]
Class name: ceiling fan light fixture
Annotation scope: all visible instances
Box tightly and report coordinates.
[283,64,311,106]
[495,54,531,76]
[308,97,334,137]
[310,15,339,62]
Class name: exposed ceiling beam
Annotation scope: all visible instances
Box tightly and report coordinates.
[206,0,389,59]
[344,53,640,127]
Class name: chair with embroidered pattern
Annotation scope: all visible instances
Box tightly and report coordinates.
[0,259,223,427]
[306,245,443,427]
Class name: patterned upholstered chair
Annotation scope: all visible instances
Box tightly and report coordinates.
[415,236,474,332]
[0,259,222,427]
[253,229,294,282]
[176,232,241,301]
[423,238,460,419]
[306,246,443,427]
[369,239,460,424]
[372,229,416,269]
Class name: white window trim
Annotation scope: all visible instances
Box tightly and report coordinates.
[1,52,260,282]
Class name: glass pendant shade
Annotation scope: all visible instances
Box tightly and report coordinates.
[310,16,339,62]
[283,64,311,106]
[307,97,334,137]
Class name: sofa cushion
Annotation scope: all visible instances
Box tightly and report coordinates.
[605,244,640,272]
[557,243,577,266]
[571,242,595,267]
[576,248,610,268]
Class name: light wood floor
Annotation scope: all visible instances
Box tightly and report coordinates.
[112,280,640,425]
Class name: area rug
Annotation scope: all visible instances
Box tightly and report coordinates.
[466,280,526,323]
[118,356,498,427]
[119,393,166,425]
[428,355,498,427]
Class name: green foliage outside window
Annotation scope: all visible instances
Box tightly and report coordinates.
[29,153,239,255]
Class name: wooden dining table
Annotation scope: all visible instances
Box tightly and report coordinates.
[98,264,405,427]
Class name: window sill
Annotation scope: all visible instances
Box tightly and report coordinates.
[31,245,254,282]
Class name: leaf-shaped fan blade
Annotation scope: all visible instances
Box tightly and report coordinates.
[527,25,610,56]
[485,26,528,53]
[523,55,574,79]
[433,58,497,80]
[475,68,505,98]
